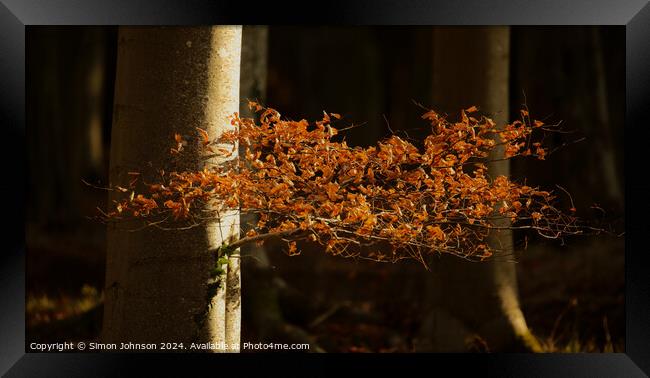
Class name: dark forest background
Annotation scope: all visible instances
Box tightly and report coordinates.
[26,26,624,352]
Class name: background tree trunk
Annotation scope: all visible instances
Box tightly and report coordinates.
[27,27,110,227]
[239,26,324,350]
[239,25,280,340]
[102,26,242,351]
[416,26,540,352]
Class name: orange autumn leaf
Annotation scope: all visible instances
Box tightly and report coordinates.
[287,241,300,255]
[196,127,210,145]
[426,225,445,241]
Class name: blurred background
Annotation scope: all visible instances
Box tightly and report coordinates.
[26,26,624,352]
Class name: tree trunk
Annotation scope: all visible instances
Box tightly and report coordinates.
[27,27,109,226]
[416,26,541,352]
[239,25,280,338]
[237,26,325,350]
[102,26,242,352]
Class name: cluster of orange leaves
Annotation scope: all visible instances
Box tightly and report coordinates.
[103,102,580,264]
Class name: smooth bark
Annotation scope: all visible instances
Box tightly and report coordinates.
[103,26,242,351]
[417,26,540,352]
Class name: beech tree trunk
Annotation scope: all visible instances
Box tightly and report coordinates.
[416,26,541,352]
[102,26,242,351]
[239,25,281,337]
[238,26,324,349]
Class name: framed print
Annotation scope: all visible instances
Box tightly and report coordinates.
[1,0,649,376]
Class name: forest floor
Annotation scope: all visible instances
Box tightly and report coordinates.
[248,234,625,353]
[297,237,625,352]
[26,223,624,353]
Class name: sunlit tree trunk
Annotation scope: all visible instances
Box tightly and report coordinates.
[481,28,542,352]
[417,26,541,352]
[103,26,242,351]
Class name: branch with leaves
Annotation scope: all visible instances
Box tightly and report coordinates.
[97,101,593,265]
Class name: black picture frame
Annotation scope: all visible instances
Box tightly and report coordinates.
[2,0,649,376]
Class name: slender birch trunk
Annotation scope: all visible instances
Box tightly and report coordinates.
[103,26,242,351]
